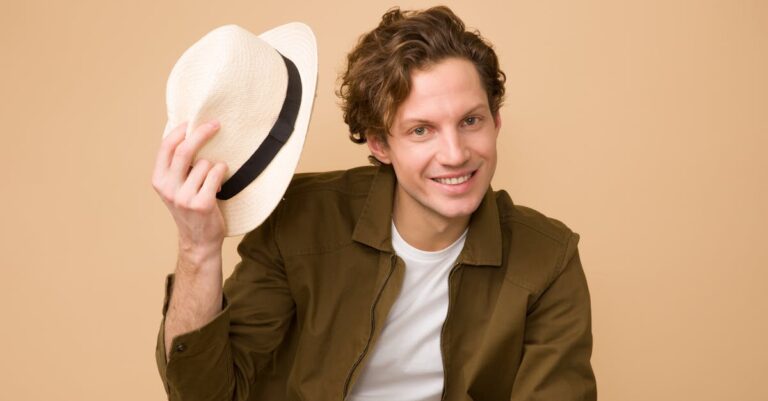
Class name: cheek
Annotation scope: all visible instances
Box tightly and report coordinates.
[466,136,495,159]
[478,134,498,157]
[489,143,498,160]
[390,145,432,171]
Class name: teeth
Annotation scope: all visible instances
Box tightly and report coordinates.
[434,174,471,185]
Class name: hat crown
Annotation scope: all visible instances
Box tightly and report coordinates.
[165,24,288,171]
[164,22,317,236]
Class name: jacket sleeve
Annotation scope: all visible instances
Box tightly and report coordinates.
[509,232,597,401]
[155,207,296,401]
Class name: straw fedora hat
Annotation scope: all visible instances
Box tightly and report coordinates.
[163,23,318,236]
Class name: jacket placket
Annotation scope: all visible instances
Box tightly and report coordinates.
[341,253,399,399]
[440,259,463,401]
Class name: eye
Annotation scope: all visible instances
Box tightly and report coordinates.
[463,116,478,126]
[412,126,428,136]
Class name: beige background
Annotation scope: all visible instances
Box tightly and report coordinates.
[1,0,766,400]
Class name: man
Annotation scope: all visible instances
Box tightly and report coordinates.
[152,6,596,401]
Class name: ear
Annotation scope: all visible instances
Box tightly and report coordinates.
[366,134,392,164]
[493,111,502,136]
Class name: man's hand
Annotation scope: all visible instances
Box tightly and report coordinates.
[151,120,229,360]
[152,120,229,263]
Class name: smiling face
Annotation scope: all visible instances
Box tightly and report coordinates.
[368,57,501,234]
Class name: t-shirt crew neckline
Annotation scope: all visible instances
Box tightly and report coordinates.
[390,221,469,263]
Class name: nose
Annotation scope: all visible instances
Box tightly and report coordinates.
[435,129,470,166]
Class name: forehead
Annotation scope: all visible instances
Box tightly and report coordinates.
[393,57,489,126]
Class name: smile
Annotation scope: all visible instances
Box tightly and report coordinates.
[432,172,474,185]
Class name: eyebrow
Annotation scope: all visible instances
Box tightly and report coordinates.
[397,103,487,127]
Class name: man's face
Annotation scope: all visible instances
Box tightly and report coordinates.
[368,57,500,228]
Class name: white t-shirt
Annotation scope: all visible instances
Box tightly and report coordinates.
[346,221,467,401]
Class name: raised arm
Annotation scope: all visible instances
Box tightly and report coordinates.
[151,120,229,360]
[151,121,296,400]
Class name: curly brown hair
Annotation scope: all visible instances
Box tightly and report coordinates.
[337,6,506,147]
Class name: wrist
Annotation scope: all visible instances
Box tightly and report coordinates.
[176,240,222,275]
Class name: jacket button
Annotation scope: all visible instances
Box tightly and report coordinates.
[174,343,187,353]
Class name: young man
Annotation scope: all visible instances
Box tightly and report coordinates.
[153,6,595,401]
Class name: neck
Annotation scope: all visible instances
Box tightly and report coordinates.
[392,191,470,252]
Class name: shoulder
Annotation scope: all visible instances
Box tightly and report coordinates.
[284,165,378,198]
[493,190,580,295]
[268,165,377,255]
[494,190,575,245]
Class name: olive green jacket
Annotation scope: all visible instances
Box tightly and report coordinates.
[156,164,596,401]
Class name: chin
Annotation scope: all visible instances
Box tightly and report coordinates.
[437,197,484,219]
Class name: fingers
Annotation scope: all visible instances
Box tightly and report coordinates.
[199,163,228,199]
[153,121,187,182]
[177,159,215,201]
[168,120,221,183]
[152,120,224,206]
[151,120,229,243]
[173,161,228,214]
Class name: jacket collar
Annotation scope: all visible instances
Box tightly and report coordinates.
[352,164,502,267]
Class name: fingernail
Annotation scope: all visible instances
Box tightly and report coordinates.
[208,120,220,129]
